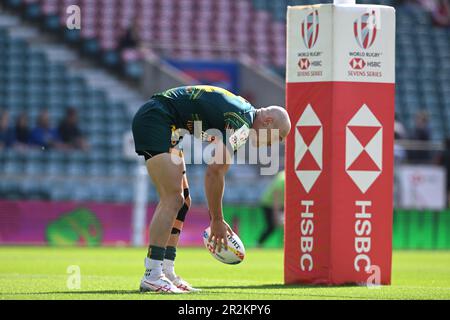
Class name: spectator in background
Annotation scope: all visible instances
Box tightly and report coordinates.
[57,107,88,151]
[0,109,14,150]
[412,111,431,141]
[30,109,61,150]
[12,112,31,150]
[409,110,432,162]
[432,0,450,27]
[257,171,285,247]
[395,114,407,140]
[117,21,144,76]
[417,0,450,26]
[118,21,140,52]
[394,114,408,163]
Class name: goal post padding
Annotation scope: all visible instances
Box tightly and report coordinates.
[284,4,395,285]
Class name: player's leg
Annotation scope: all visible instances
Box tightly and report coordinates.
[140,152,186,293]
[164,170,190,267]
[163,170,199,292]
[132,98,190,293]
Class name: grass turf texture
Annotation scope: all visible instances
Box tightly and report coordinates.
[1,247,449,300]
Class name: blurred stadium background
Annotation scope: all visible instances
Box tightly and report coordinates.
[0,0,449,250]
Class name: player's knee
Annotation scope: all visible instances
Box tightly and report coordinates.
[172,193,185,210]
[161,192,185,213]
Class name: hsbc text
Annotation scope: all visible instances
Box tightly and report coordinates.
[354,201,372,273]
[300,200,314,271]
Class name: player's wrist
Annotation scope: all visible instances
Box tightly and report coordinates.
[210,214,224,222]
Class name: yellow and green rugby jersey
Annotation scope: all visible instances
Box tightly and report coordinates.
[152,85,256,140]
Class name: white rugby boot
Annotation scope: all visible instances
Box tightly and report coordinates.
[171,276,201,293]
[140,257,185,294]
[139,275,185,294]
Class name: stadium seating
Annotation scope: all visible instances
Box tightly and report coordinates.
[4,0,287,71]
[5,0,448,139]
[0,24,137,202]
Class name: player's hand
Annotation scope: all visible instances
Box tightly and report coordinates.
[208,219,233,253]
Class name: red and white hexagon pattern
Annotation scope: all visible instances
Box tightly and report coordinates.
[295,104,323,193]
[345,104,383,194]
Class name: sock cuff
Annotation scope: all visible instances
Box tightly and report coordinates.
[165,246,177,261]
[149,245,166,261]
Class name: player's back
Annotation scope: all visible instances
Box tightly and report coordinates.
[152,85,255,134]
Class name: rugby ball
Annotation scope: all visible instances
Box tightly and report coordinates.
[202,227,245,265]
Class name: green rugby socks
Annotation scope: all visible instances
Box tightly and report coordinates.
[145,245,166,280]
[163,246,177,281]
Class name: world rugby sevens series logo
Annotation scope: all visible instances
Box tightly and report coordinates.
[301,10,319,49]
[353,10,378,49]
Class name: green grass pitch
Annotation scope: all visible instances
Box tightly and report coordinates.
[1,247,449,300]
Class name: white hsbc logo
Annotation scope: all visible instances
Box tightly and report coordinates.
[295,104,323,193]
[346,104,382,275]
[345,104,382,193]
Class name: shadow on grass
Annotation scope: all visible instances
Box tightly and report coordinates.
[196,283,370,299]
[2,284,369,299]
[1,290,140,296]
[200,283,361,290]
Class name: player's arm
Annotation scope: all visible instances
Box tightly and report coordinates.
[205,140,233,253]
